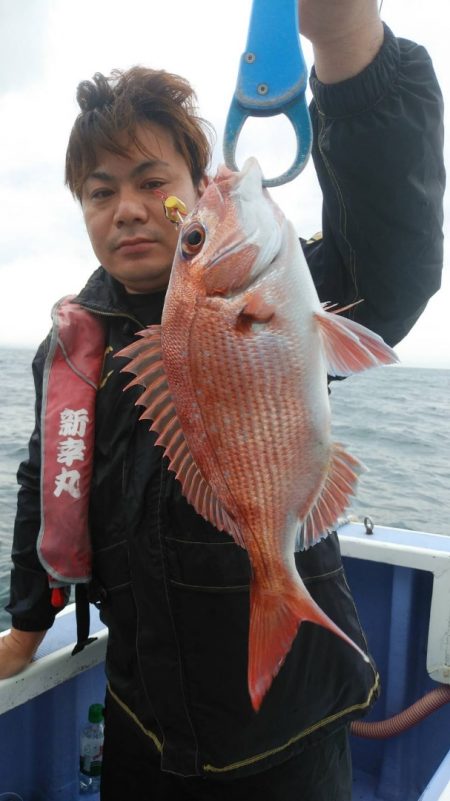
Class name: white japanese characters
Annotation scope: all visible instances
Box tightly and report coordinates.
[53,408,89,499]
[59,408,89,437]
[57,437,86,467]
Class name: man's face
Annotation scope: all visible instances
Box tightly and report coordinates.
[82,122,205,293]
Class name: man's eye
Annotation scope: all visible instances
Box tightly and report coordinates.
[143,180,165,190]
[91,189,113,200]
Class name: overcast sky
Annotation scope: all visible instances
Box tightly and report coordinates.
[0,0,448,368]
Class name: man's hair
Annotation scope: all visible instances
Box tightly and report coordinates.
[65,67,214,200]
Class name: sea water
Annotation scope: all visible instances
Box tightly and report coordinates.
[0,347,449,631]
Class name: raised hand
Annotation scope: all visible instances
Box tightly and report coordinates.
[299,0,384,82]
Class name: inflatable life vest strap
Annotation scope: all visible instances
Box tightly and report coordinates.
[36,295,106,651]
[37,295,105,586]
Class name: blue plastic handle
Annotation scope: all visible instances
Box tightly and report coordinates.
[223,0,312,187]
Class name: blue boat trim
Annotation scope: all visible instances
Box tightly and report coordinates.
[338,522,450,686]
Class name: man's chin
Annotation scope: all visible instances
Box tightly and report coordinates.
[122,271,171,295]
[105,262,172,294]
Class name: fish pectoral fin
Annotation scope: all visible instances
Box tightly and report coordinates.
[249,575,369,711]
[236,293,275,332]
[117,327,244,546]
[313,308,399,377]
[296,443,365,550]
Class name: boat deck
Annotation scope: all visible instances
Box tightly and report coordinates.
[0,523,449,800]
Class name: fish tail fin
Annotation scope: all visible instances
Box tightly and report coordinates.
[248,576,369,712]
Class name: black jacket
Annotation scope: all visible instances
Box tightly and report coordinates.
[7,25,445,778]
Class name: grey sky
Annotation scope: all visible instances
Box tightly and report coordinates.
[0,0,50,91]
[0,0,448,367]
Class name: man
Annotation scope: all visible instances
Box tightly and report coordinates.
[0,1,445,798]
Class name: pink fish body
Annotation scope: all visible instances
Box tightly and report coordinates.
[120,158,398,710]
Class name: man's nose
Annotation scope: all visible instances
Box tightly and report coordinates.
[113,190,149,227]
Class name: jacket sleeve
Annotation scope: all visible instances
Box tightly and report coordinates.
[303,23,445,346]
[5,336,58,632]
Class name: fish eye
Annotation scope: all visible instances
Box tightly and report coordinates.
[181,223,206,259]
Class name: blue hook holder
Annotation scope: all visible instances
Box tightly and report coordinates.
[223,0,312,187]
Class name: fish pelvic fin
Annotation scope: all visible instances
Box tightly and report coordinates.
[296,443,364,551]
[249,575,369,712]
[314,307,399,377]
[117,327,243,544]
[236,292,276,333]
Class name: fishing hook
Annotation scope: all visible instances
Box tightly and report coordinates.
[152,190,188,227]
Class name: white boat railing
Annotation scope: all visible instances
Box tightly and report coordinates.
[338,522,450,686]
[0,604,107,715]
[419,749,450,801]
[0,522,449,719]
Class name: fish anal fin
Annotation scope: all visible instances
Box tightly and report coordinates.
[314,309,398,377]
[249,575,369,711]
[117,330,244,547]
[296,443,364,551]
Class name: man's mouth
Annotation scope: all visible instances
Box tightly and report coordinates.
[116,237,157,254]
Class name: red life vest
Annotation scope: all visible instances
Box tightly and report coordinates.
[36,296,105,605]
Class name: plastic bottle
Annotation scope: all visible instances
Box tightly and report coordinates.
[79,703,104,794]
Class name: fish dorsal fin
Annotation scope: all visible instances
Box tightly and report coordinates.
[295,442,364,550]
[118,327,243,545]
[314,306,399,377]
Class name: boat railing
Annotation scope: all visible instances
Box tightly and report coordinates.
[338,522,450,686]
[0,522,449,714]
[0,523,449,801]
[0,604,107,716]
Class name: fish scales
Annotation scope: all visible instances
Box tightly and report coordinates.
[189,307,306,555]
[119,157,398,710]
[187,225,324,538]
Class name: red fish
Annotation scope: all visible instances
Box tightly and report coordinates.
[119,158,398,710]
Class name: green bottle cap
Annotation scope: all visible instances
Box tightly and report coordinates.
[88,703,104,723]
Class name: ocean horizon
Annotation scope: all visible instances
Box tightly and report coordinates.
[0,347,449,631]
